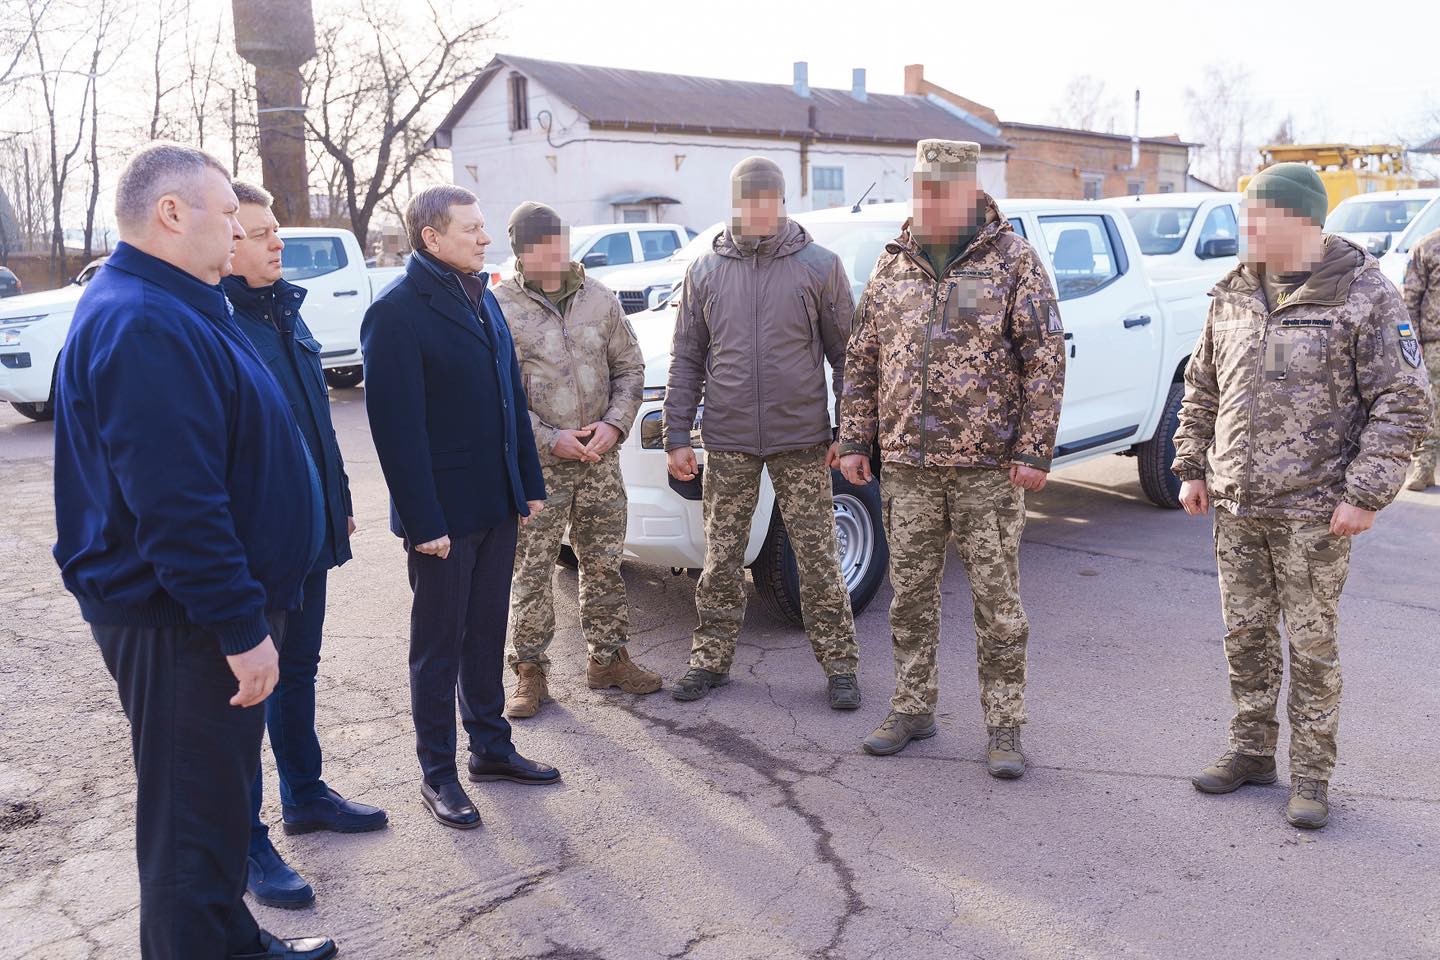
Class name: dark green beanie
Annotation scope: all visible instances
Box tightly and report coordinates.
[1246,162,1328,226]
[508,201,564,253]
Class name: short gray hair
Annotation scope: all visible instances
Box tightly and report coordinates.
[114,142,230,234]
[232,179,273,208]
[405,184,479,251]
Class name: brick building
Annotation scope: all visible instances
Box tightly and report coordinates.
[903,64,1198,200]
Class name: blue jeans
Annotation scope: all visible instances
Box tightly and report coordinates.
[251,569,330,853]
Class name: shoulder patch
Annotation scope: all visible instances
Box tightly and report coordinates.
[1029,296,1062,336]
[1398,321,1422,368]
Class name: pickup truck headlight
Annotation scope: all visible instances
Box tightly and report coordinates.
[639,405,703,450]
[641,386,666,403]
[0,314,46,346]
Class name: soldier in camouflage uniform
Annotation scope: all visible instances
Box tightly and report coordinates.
[664,157,860,708]
[1402,227,1440,489]
[496,202,660,719]
[838,139,1065,775]
[1175,163,1432,829]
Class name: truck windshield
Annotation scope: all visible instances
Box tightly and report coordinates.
[1121,207,1197,255]
[1327,199,1431,234]
[1396,201,1440,254]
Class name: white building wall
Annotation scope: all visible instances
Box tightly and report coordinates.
[447,72,1010,259]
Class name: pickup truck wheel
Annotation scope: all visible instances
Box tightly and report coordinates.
[751,469,889,629]
[10,400,54,422]
[1136,380,1185,510]
[324,366,364,390]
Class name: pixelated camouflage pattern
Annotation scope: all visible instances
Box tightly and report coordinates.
[1402,228,1440,344]
[838,195,1066,472]
[496,269,644,467]
[1173,236,1433,520]
[508,454,629,670]
[913,138,979,178]
[687,444,857,677]
[1213,508,1349,780]
[882,464,1028,725]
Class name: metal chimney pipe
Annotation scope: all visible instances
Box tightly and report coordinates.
[1131,89,1141,170]
[794,62,810,98]
[852,68,867,103]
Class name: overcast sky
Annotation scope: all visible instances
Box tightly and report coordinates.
[492,0,1438,148]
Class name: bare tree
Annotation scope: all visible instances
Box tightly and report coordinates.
[303,0,499,244]
[1052,74,1121,133]
[1185,63,1267,191]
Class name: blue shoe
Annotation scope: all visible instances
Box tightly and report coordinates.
[282,786,388,836]
[246,842,314,910]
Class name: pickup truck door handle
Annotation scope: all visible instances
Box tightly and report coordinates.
[333,289,359,297]
[1123,314,1152,328]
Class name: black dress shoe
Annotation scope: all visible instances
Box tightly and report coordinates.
[420,781,481,829]
[230,930,337,959]
[468,751,561,785]
[282,787,388,835]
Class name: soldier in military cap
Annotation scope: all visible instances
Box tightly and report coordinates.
[1401,225,1440,489]
[1175,162,1432,829]
[838,139,1065,774]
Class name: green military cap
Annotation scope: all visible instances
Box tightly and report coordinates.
[1246,162,1328,227]
[914,139,979,181]
[730,156,786,200]
[508,200,565,252]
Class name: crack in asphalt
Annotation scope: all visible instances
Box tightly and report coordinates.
[619,702,866,960]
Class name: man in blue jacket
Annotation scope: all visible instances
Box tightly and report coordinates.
[362,184,558,830]
[52,143,336,959]
[223,180,388,910]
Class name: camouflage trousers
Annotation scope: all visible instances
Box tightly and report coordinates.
[882,464,1028,725]
[1410,346,1440,473]
[689,444,858,678]
[1213,507,1350,780]
[508,454,629,672]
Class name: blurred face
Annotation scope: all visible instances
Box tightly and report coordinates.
[229,203,284,286]
[519,230,569,278]
[424,203,491,273]
[1242,199,1323,271]
[156,167,244,284]
[912,172,982,243]
[732,190,785,240]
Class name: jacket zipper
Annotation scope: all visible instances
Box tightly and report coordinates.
[1240,293,1269,516]
[753,253,763,454]
[918,261,940,468]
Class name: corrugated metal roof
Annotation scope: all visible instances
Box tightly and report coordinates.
[432,54,1009,150]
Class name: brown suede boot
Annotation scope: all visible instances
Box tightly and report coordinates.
[505,662,549,719]
[586,647,662,694]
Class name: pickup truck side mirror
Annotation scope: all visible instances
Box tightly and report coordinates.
[581,251,609,269]
[1367,235,1392,256]
[1198,237,1239,259]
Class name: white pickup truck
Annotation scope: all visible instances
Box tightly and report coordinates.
[0,227,394,420]
[1116,191,1242,283]
[611,199,1212,626]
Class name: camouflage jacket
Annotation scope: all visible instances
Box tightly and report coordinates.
[495,267,645,467]
[838,196,1066,471]
[1172,236,1432,520]
[1402,227,1440,343]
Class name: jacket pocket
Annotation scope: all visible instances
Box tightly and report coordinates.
[430,448,475,470]
[799,291,823,367]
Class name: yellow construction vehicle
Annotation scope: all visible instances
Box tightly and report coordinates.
[1238,144,1416,213]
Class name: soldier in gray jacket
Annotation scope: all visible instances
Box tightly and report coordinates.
[664,156,859,708]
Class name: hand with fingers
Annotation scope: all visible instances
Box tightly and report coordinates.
[227,636,279,707]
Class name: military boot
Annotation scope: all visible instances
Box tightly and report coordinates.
[1191,750,1277,794]
[827,674,861,710]
[1286,777,1330,829]
[504,662,549,719]
[587,647,662,694]
[671,667,730,702]
[986,725,1025,779]
[1405,459,1435,491]
[861,711,937,756]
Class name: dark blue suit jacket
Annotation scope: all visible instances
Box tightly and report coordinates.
[360,252,545,544]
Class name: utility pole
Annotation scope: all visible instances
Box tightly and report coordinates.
[232,0,315,225]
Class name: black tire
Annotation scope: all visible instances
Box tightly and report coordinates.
[751,468,889,629]
[556,544,579,570]
[10,399,54,422]
[324,366,364,390]
[1136,379,1185,509]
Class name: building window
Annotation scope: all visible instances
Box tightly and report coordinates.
[812,166,845,208]
[618,206,650,224]
[1158,182,1175,193]
[508,74,529,132]
[1127,179,1145,196]
[1082,176,1103,201]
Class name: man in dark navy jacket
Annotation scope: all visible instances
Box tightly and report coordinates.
[52,143,336,959]
[362,184,559,830]
[223,180,388,910]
